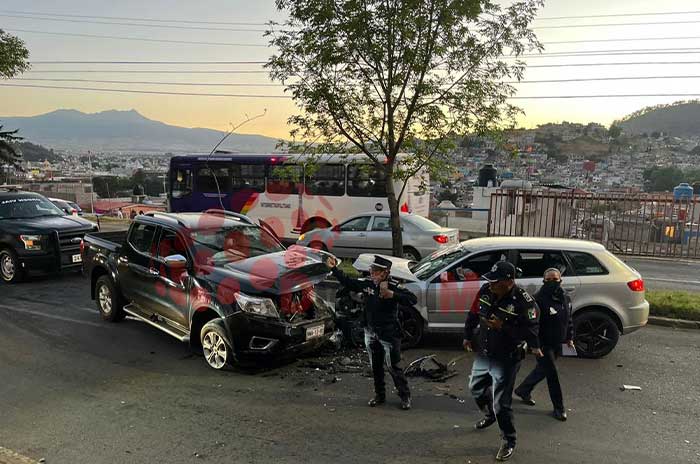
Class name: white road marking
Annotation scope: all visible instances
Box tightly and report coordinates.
[0,304,108,328]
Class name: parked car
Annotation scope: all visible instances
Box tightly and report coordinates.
[296,212,459,261]
[49,197,83,216]
[0,187,97,283]
[82,210,337,370]
[339,236,649,358]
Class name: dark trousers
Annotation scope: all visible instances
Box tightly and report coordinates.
[364,328,410,399]
[516,345,564,411]
[469,354,521,445]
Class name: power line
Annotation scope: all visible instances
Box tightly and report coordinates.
[0,83,290,98]
[6,29,270,47]
[0,9,272,26]
[0,13,270,33]
[535,20,700,29]
[12,75,700,87]
[23,70,269,74]
[543,36,700,45]
[535,10,700,21]
[30,60,268,64]
[527,61,700,68]
[4,82,700,100]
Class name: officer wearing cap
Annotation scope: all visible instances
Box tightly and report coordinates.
[463,261,542,462]
[326,255,417,410]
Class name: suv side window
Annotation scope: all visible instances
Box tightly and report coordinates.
[566,251,608,275]
[129,223,158,255]
[441,250,508,282]
[340,216,371,232]
[515,249,569,278]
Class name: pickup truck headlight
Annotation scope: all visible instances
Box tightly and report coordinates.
[19,234,44,251]
[234,292,280,319]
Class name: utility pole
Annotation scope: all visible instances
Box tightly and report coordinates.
[88,150,95,214]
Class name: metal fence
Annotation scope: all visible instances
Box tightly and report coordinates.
[487,189,700,259]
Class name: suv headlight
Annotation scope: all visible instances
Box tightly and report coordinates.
[234,292,280,319]
[19,234,44,251]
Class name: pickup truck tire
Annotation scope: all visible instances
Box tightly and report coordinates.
[95,275,125,322]
[201,320,233,370]
[0,248,22,283]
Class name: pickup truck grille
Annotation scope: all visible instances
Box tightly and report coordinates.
[56,230,87,268]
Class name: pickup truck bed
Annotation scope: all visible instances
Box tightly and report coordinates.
[83,230,127,253]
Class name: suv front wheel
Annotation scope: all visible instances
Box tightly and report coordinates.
[0,248,22,283]
[201,320,234,370]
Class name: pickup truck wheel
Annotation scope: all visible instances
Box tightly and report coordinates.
[0,248,22,283]
[95,275,125,322]
[201,321,233,370]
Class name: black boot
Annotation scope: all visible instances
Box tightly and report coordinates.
[400,395,412,410]
[368,394,386,407]
[474,416,496,430]
[553,409,568,421]
[514,388,536,406]
[496,441,516,461]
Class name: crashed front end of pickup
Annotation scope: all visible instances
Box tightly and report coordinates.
[199,246,339,362]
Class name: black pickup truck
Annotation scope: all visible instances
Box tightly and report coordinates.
[0,188,97,283]
[82,210,337,369]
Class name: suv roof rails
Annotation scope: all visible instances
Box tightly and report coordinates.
[144,211,188,228]
[203,209,254,225]
[0,184,22,192]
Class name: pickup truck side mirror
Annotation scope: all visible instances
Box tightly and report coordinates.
[164,254,188,270]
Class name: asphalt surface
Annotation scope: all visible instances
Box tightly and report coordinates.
[623,257,700,293]
[1,273,699,464]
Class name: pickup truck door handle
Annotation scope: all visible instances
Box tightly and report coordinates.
[358,233,366,237]
[118,256,128,264]
[148,268,160,277]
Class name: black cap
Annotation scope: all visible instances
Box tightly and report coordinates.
[370,255,393,271]
[483,261,516,282]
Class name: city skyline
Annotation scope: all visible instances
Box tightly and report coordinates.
[3,0,700,139]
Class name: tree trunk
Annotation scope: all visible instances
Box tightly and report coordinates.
[385,163,403,257]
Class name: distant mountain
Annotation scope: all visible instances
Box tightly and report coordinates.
[0,109,282,153]
[13,141,62,162]
[617,101,700,137]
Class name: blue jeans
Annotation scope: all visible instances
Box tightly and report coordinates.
[468,354,521,445]
[364,328,410,399]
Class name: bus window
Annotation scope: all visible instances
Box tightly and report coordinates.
[347,165,387,197]
[196,167,231,193]
[232,164,265,192]
[305,164,345,196]
[267,165,303,194]
[171,168,192,198]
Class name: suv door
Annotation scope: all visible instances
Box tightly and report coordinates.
[118,222,160,310]
[144,227,191,328]
[330,215,371,257]
[426,249,510,328]
[512,249,581,301]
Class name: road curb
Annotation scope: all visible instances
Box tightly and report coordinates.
[0,447,39,464]
[647,316,700,330]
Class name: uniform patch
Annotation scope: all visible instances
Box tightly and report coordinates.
[528,306,538,319]
[549,306,558,315]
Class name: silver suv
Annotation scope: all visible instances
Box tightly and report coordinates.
[350,237,649,358]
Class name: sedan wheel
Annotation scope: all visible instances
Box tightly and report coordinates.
[201,320,233,370]
[402,247,420,261]
[398,306,424,348]
[573,311,620,359]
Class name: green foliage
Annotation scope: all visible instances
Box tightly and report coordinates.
[12,141,62,162]
[607,124,622,139]
[615,99,700,124]
[642,166,700,192]
[93,170,165,198]
[646,290,700,321]
[0,29,30,167]
[267,0,543,254]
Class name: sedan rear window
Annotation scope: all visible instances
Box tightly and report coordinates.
[566,251,608,276]
[404,215,441,231]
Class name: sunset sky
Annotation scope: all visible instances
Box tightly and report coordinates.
[2,0,700,139]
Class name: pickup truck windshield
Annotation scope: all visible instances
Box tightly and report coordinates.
[191,225,284,264]
[0,196,66,219]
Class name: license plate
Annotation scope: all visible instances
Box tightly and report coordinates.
[305,324,325,340]
[72,254,82,263]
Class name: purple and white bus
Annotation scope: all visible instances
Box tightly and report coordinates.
[168,153,430,241]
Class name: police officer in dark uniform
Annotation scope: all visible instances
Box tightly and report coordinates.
[326,255,417,410]
[463,261,542,462]
[515,268,574,421]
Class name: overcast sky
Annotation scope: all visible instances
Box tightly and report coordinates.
[2,0,700,139]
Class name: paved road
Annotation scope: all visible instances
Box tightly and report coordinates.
[1,274,699,464]
[622,257,700,293]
